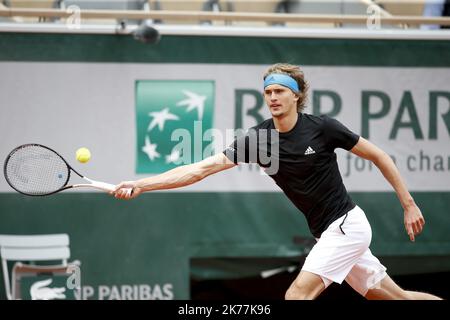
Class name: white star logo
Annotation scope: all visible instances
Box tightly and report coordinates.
[147,108,180,132]
[142,135,160,161]
[176,90,207,120]
[165,149,181,164]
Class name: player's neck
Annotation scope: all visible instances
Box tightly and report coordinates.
[273,111,298,133]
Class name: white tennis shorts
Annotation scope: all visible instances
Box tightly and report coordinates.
[301,205,387,296]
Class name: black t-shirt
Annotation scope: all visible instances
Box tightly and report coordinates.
[223,113,360,238]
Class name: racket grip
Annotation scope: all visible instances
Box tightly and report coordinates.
[112,185,134,197]
[85,178,133,196]
[124,187,133,197]
[108,183,133,197]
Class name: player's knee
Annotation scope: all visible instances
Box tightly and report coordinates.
[285,283,314,300]
[366,285,413,300]
[399,290,415,300]
[284,288,295,300]
[392,288,416,300]
[285,287,307,300]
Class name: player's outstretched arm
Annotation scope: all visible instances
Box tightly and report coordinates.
[350,137,425,242]
[112,153,236,200]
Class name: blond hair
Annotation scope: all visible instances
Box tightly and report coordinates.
[263,63,309,112]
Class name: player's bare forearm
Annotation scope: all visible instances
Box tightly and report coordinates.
[113,153,236,199]
[136,164,210,192]
[351,138,412,207]
[351,137,425,241]
[372,152,414,209]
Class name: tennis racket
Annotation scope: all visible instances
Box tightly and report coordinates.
[3,143,132,196]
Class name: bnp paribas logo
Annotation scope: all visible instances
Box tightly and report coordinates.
[135,80,215,173]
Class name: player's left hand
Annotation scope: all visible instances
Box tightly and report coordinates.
[404,204,425,242]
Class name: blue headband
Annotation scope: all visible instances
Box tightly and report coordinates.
[264,73,300,92]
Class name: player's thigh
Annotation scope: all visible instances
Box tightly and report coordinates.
[345,248,387,297]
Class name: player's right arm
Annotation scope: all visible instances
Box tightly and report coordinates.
[113,153,236,199]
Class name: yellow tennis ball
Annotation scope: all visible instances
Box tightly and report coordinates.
[76,147,91,163]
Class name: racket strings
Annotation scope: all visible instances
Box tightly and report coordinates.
[5,145,69,195]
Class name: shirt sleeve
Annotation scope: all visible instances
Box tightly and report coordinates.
[223,128,259,164]
[223,135,248,164]
[322,115,360,151]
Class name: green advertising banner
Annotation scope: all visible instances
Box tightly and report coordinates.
[136,80,215,173]
[19,275,76,300]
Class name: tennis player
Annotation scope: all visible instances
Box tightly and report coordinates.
[113,63,442,300]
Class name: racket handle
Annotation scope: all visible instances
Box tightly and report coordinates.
[84,178,133,196]
[125,187,133,197]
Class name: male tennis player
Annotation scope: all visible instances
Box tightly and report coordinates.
[113,63,441,300]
